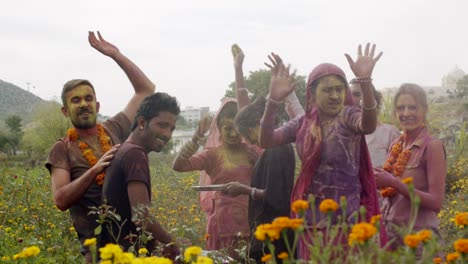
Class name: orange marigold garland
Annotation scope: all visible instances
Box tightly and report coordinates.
[380,135,412,197]
[67,124,112,186]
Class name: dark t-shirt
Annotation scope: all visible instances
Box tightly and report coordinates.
[45,112,131,251]
[99,142,152,251]
[248,144,295,262]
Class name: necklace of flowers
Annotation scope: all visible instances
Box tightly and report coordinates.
[67,124,111,186]
[380,134,412,197]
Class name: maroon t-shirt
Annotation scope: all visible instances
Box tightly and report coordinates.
[99,142,152,251]
[45,112,131,252]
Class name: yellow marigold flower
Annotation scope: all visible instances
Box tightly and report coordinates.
[446,252,459,262]
[417,229,432,242]
[1,256,10,261]
[184,246,202,261]
[290,218,304,230]
[291,199,309,213]
[454,212,468,227]
[319,199,339,213]
[348,222,377,245]
[69,226,75,232]
[138,247,148,255]
[277,252,288,260]
[84,237,97,247]
[204,233,210,241]
[370,214,381,225]
[99,243,123,261]
[272,217,291,230]
[196,256,213,264]
[255,224,267,241]
[432,257,442,263]
[404,234,422,248]
[402,177,413,184]
[13,254,20,260]
[261,254,272,262]
[454,238,468,254]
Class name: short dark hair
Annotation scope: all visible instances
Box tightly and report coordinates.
[131,92,180,131]
[61,79,96,107]
[349,79,383,110]
[234,96,266,137]
[216,101,238,128]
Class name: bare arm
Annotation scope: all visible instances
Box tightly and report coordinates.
[51,145,119,211]
[88,31,155,122]
[284,90,305,119]
[232,44,250,109]
[127,182,179,259]
[222,181,266,200]
[345,43,383,134]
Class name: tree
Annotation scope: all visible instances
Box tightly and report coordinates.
[21,101,71,160]
[4,115,23,155]
[447,74,468,99]
[223,69,307,123]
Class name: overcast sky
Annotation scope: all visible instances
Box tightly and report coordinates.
[1,0,467,116]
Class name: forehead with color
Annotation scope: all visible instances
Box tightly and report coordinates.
[65,85,96,100]
[317,75,346,89]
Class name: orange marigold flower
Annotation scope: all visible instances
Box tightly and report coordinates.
[204,233,210,240]
[261,254,272,262]
[417,229,432,242]
[319,199,339,213]
[432,257,442,263]
[454,212,468,227]
[402,177,413,184]
[272,217,291,230]
[348,222,377,246]
[277,252,288,260]
[381,138,412,198]
[453,238,468,254]
[254,225,267,241]
[290,218,304,230]
[370,214,381,225]
[291,200,309,213]
[404,234,422,248]
[446,252,459,262]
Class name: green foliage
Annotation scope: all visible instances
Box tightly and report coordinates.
[4,115,23,155]
[223,69,307,123]
[21,101,71,161]
[447,74,468,98]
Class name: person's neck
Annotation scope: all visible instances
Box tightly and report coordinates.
[223,142,243,152]
[126,133,149,153]
[403,125,425,147]
[74,126,98,138]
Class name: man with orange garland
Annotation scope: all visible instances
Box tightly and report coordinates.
[45,31,155,262]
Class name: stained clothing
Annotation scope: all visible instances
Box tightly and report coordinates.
[190,145,254,250]
[260,63,385,260]
[381,127,444,248]
[248,144,295,263]
[45,112,131,254]
[99,142,153,251]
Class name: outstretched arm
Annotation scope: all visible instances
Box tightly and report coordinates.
[345,43,382,134]
[88,31,155,122]
[232,44,250,109]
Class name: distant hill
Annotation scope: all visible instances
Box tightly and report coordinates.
[0,79,45,128]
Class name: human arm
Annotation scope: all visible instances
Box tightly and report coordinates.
[172,116,211,172]
[345,43,383,134]
[222,182,266,199]
[259,53,298,148]
[284,90,305,119]
[51,145,120,211]
[232,44,250,109]
[88,31,155,123]
[374,140,446,212]
[127,181,180,259]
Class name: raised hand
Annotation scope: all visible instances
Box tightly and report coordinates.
[345,43,383,78]
[88,31,120,58]
[265,53,296,102]
[196,115,212,138]
[231,44,244,69]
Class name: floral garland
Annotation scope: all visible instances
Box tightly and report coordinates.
[380,135,412,197]
[67,124,111,186]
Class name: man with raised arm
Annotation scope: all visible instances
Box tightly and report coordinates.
[45,31,155,262]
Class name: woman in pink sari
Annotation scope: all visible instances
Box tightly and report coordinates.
[259,44,386,260]
[172,100,256,257]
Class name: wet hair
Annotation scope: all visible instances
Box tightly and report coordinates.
[216,101,238,128]
[234,96,266,137]
[131,92,180,131]
[61,79,96,107]
[393,83,428,112]
[349,79,383,110]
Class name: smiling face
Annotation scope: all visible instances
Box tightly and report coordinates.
[350,83,362,106]
[313,75,346,118]
[61,84,99,129]
[141,111,177,153]
[395,94,426,132]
